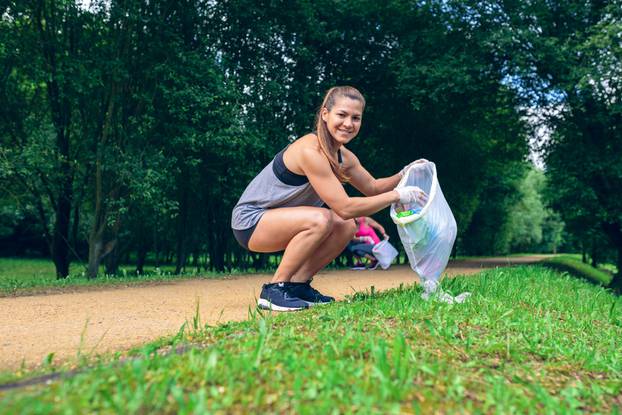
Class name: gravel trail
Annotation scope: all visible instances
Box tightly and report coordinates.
[0,256,547,370]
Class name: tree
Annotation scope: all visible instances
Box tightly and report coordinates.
[506,0,622,290]
[0,1,96,277]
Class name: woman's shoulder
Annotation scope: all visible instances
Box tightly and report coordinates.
[339,145,355,158]
[283,134,326,174]
[295,133,319,146]
[339,146,359,168]
[289,133,322,156]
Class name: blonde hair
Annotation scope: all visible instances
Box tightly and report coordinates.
[315,86,366,183]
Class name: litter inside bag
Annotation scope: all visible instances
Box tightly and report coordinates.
[372,239,398,269]
[391,162,468,301]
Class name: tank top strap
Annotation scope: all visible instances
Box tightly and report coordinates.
[273,146,308,186]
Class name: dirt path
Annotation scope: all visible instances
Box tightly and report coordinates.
[0,256,547,371]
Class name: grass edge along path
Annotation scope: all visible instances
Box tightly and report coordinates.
[0,257,241,298]
[0,254,565,298]
[539,255,614,286]
[1,265,621,414]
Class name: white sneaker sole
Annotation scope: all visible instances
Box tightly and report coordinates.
[257,299,307,311]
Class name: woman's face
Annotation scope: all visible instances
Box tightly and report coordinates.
[321,96,363,145]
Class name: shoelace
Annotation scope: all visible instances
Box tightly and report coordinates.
[307,286,323,297]
[277,284,303,301]
[304,279,322,294]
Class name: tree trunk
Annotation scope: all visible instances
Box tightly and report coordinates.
[602,223,622,293]
[86,156,106,280]
[225,250,231,271]
[206,201,226,272]
[35,4,74,279]
[87,235,117,279]
[136,241,148,275]
[610,246,622,294]
[102,214,123,276]
[153,221,160,268]
[252,253,268,270]
[212,234,225,272]
[70,201,80,259]
[52,185,71,279]
[175,183,189,274]
[87,239,102,279]
[86,166,118,279]
[192,247,200,268]
[104,245,120,276]
[234,250,242,270]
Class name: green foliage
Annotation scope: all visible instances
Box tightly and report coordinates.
[508,169,546,249]
[1,266,621,412]
[460,162,526,255]
[505,167,565,254]
[374,0,530,240]
[1,0,558,272]
[540,210,565,254]
[501,0,622,287]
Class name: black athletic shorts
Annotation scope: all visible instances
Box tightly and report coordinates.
[232,223,258,251]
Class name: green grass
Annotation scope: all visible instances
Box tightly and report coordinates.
[1,265,621,413]
[0,258,230,297]
[539,255,614,286]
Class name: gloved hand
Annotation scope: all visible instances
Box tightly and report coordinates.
[399,158,429,178]
[395,186,428,205]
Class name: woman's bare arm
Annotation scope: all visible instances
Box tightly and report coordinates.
[299,147,399,219]
[343,149,401,196]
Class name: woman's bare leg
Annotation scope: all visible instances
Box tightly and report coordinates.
[289,212,356,282]
[248,207,335,283]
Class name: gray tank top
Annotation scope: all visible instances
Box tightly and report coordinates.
[231,147,342,230]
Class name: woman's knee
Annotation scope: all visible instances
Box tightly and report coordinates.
[333,215,357,238]
[307,209,333,235]
[346,218,357,237]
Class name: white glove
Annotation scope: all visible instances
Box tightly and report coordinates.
[399,159,429,177]
[395,186,428,205]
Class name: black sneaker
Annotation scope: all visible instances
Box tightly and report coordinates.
[257,283,309,311]
[287,280,335,306]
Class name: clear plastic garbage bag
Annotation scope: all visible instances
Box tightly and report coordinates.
[390,162,457,284]
[372,239,398,270]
